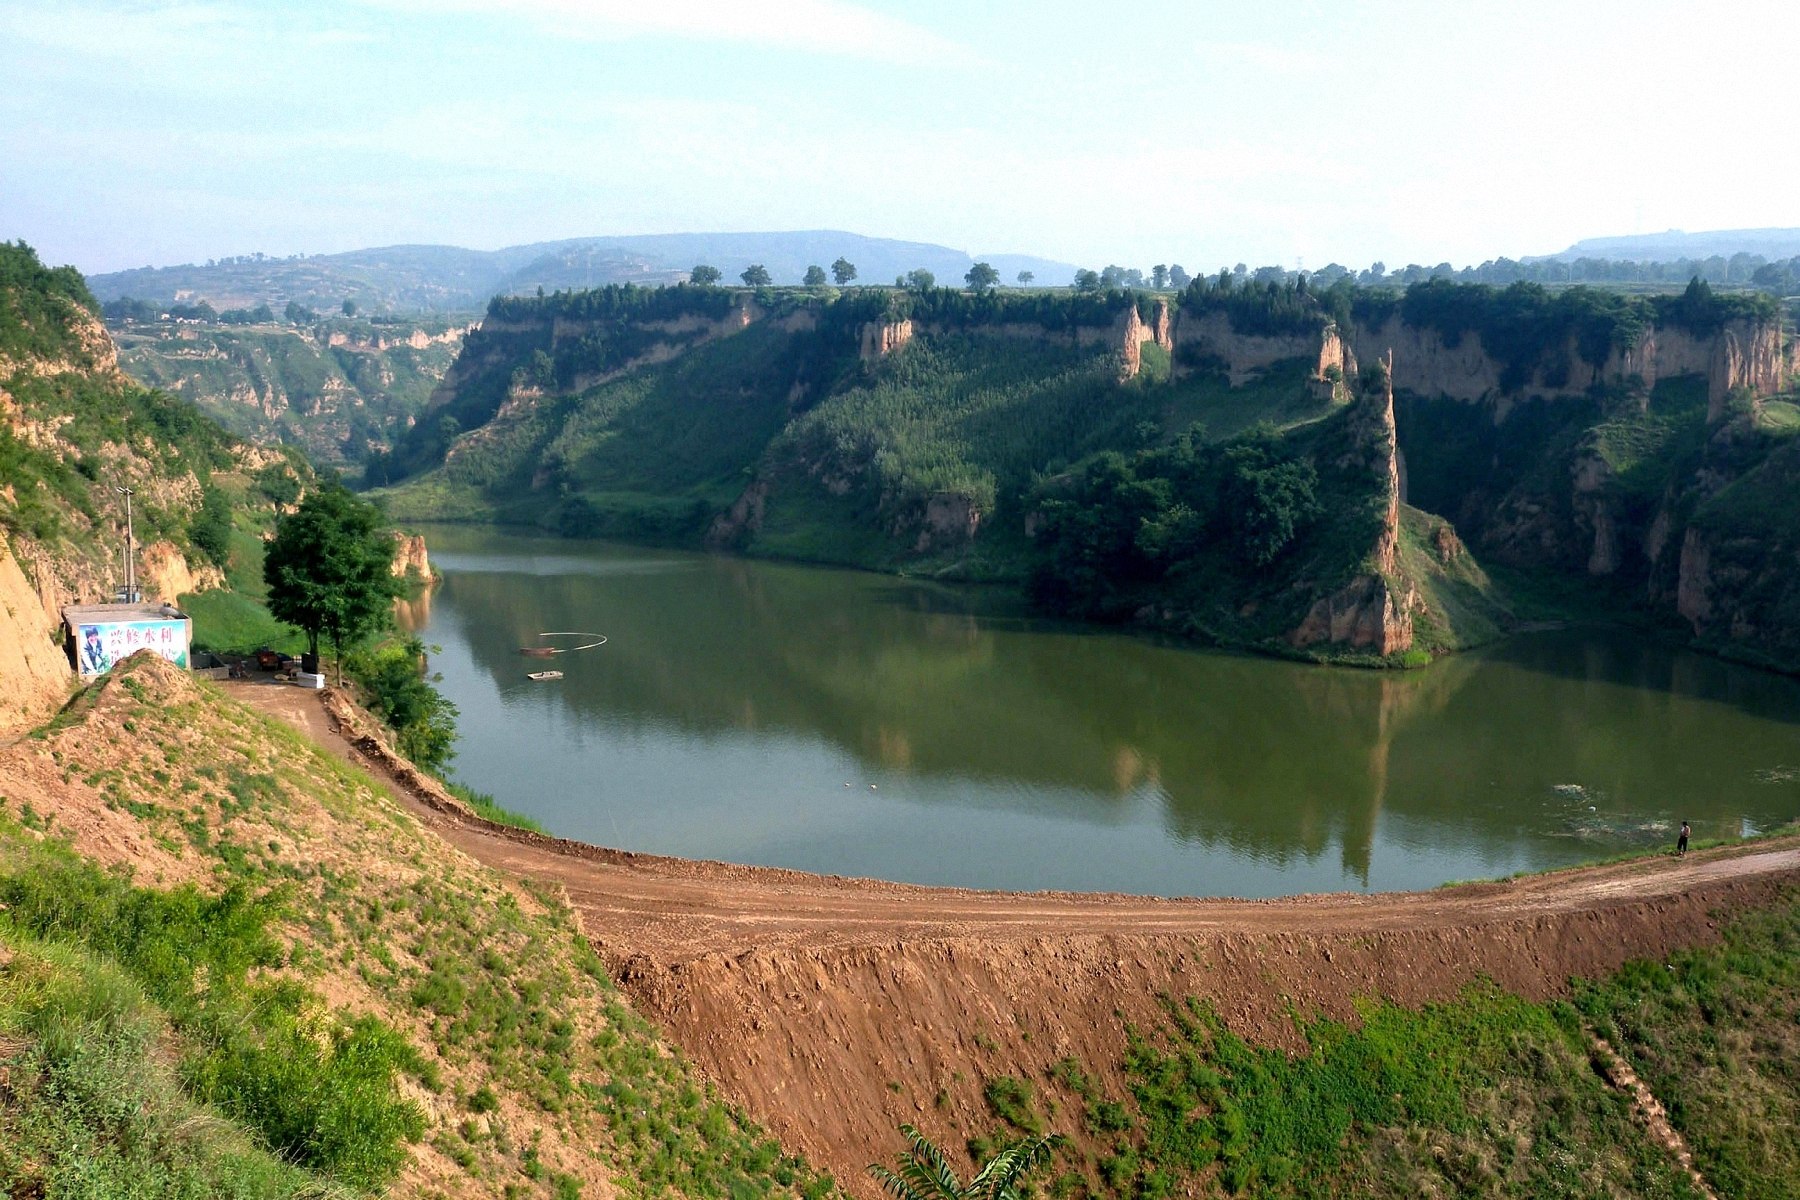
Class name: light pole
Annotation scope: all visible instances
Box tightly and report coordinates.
[114,485,135,602]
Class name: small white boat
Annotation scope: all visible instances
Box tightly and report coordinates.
[526,670,563,681]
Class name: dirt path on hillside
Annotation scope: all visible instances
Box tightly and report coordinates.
[227,681,1800,1190]
[223,679,1800,959]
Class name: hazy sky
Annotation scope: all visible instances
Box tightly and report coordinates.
[4,0,1795,276]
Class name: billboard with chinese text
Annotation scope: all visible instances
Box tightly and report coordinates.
[76,619,189,678]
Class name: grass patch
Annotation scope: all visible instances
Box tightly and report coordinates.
[447,781,545,834]
[1755,397,1800,435]
[181,588,304,655]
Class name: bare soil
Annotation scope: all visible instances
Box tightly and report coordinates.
[230,680,1800,1192]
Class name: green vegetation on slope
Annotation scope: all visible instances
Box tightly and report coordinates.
[384,320,807,540]
[0,244,237,549]
[958,890,1800,1199]
[0,238,99,361]
[758,335,1141,570]
[0,831,427,1191]
[2,652,838,1198]
[1,240,312,614]
[0,933,356,1199]
[1577,900,1800,1200]
[379,283,742,483]
[1679,420,1800,669]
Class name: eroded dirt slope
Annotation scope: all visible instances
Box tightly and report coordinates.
[234,681,1800,1193]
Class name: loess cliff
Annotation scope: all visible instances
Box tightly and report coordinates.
[0,244,310,683]
[112,316,470,468]
[380,275,1795,667]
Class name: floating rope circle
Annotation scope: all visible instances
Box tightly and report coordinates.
[517,632,608,655]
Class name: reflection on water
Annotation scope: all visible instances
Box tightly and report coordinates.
[414,526,1800,898]
[394,585,432,633]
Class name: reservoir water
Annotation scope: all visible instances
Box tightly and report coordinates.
[408,526,1800,898]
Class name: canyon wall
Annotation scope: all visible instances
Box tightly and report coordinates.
[0,533,74,736]
[1170,309,1352,386]
[1172,309,1786,412]
[429,296,766,456]
[138,541,223,602]
[858,300,1174,380]
[115,319,468,465]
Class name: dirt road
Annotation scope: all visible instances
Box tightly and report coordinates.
[228,681,1800,1187]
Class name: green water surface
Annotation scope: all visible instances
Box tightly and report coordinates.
[413,526,1800,898]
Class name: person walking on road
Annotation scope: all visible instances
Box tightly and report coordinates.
[1677,820,1691,857]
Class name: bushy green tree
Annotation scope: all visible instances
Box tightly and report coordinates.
[1016,270,1034,287]
[1220,438,1322,566]
[906,268,936,292]
[804,264,828,287]
[349,637,458,771]
[832,256,858,285]
[1072,269,1101,292]
[1028,426,1325,619]
[965,262,1000,293]
[740,264,772,287]
[1028,452,1173,620]
[1169,264,1191,288]
[264,480,401,683]
[689,264,722,285]
[254,461,302,507]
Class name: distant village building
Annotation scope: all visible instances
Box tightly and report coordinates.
[61,602,192,680]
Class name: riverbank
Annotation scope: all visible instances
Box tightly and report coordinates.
[229,677,1800,1194]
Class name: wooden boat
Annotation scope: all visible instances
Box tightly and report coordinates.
[526,670,563,681]
[519,646,557,658]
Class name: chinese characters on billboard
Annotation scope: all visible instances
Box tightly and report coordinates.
[77,620,189,677]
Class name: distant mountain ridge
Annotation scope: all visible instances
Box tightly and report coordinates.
[87,231,1082,314]
[1539,227,1800,263]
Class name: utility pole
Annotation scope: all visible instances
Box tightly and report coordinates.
[114,485,135,602]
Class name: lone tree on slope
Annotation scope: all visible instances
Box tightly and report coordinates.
[1016,270,1034,287]
[689,264,722,285]
[832,256,857,285]
[803,264,828,287]
[965,261,1000,293]
[740,263,772,287]
[264,480,402,685]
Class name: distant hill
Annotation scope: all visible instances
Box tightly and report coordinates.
[87,231,1083,314]
[1539,227,1800,263]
